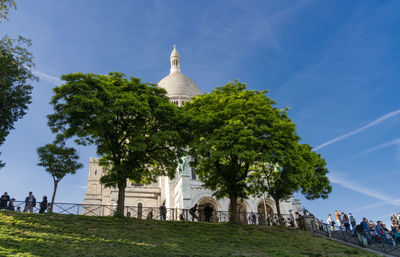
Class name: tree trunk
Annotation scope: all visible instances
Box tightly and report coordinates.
[115,179,127,217]
[263,194,268,222]
[50,179,58,213]
[274,196,281,225]
[229,193,238,224]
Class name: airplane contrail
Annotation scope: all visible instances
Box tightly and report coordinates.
[314,109,400,150]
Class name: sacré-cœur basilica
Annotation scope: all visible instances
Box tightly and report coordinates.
[83,46,302,222]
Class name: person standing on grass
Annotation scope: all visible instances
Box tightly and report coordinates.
[0,192,10,209]
[39,196,48,213]
[24,192,36,212]
[204,204,213,222]
[349,213,356,231]
[159,203,167,220]
[8,198,15,211]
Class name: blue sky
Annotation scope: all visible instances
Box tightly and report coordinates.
[1,0,399,225]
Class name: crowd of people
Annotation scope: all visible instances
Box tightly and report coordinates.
[317,210,400,247]
[0,191,49,213]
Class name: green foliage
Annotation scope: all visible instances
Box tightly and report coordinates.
[0,0,16,21]
[37,142,83,212]
[0,212,379,257]
[0,35,37,168]
[37,143,82,182]
[298,144,332,200]
[184,80,289,223]
[185,80,331,222]
[48,72,186,216]
[248,144,332,219]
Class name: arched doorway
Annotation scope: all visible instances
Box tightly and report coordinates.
[257,201,274,225]
[197,197,218,222]
[228,199,248,224]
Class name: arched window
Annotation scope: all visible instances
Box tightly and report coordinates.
[127,212,131,217]
[94,170,97,176]
[138,203,143,219]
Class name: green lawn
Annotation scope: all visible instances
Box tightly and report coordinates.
[0,211,378,257]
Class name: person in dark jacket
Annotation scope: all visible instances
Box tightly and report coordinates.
[159,203,167,220]
[0,192,10,209]
[8,198,15,211]
[39,196,48,213]
[24,192,36,212]
[204,203,213,222]
[146,209,153,220]
[360,218,372,243]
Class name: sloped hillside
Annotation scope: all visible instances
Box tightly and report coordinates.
[0,211,378,257]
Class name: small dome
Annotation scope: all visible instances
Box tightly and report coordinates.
[158,72,201,98]
[158,45,201,99]
[170,45,180,58]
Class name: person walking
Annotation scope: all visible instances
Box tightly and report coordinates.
[39,196,48,213]
[179,209,187,221]
[24,192,36,213]
[204,203,213,222]
[189,204,198,222]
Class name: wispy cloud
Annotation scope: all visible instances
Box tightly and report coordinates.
[74,185,87,190]
[351,202,389,213]
[32,71,62,86]
[328,172,400,206]
[358,138,400,156]
[314,110,400,150]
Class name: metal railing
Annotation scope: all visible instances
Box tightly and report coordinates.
[3,200,288,225]
[312,221,400,256]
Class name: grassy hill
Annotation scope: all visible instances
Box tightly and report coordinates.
[0,211,378,257]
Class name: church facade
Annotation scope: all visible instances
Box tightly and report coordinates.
[83,46,302,222]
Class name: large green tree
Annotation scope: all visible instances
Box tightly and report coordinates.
[48,72,186,216]
[248,144,331,222]
[0,35,36,168]
[37,142,83,212]
[184,80,292,224]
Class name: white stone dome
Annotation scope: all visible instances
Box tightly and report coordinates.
[159,72,201,98]
[158,45,201,100]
